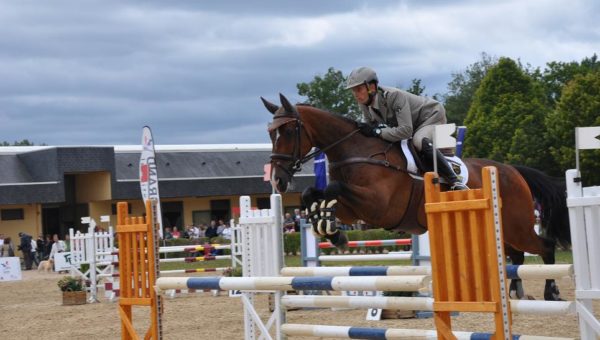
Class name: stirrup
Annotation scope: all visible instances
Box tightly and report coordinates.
[450,182,469,191]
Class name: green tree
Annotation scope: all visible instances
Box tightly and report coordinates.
[406,78,425,95]
[297,67,360,120]
[444,52,497,125]
[536,54,600,105]
[545,71,600,184]
[463,57,553,169]
[0,139,38,146]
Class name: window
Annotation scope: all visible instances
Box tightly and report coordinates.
[1,208,24,221]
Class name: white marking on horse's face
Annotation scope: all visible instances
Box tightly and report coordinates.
[275,129,281,143]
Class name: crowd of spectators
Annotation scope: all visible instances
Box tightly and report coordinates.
[162,219,232,241]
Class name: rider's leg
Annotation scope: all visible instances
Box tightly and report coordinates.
[420,137,469,191]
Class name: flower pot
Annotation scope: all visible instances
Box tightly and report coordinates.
[62,291,87,305]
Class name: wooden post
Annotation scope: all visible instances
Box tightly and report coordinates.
[117,200,162,340]
[424,166,512,340]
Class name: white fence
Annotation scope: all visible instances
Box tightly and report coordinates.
[566,169,600,339]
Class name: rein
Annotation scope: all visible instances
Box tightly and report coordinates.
[329,143,419,176]
[270,113,419,177]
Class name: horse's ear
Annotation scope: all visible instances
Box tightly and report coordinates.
[279,93,298,115]
[260,97,279,114]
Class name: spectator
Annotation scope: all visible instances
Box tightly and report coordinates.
[283,213,296,233]
[1,237,15,257]
[190,225,200,239]
[205,220,219,239]
[36,235,44,263]
[216,219,227,235]
[30,237,39,267]
[43,234,54,260]
[221,223,233,240]
[48,234,66,260]
[163,227,173,240]
[18,232,33,270]
[171,227,181,239]
[293,208,301,232]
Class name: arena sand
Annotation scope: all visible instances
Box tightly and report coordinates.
[0,270,585,339]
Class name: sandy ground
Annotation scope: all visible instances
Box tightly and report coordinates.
[0,270,588,340]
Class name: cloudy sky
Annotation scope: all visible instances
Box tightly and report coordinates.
[1,0,597,146]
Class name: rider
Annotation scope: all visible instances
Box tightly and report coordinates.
[345,66,468,190]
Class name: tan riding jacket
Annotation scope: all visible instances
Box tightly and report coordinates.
[359,86,446,142]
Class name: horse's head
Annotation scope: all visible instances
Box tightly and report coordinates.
[262,94,314,193]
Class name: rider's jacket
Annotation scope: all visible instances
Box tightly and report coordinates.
[359,86,446,143]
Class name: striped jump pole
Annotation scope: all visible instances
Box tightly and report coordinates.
[281,264,573,280]
[159,255,231,263]
[156,275,431,293]
[159,244,231,253]
[318,252,412,262]
[281,295,575,316]
[318,238,412,249]
[280,324,574,340]
[159,267,230,275]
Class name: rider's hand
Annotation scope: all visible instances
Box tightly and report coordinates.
[357,122,381,138]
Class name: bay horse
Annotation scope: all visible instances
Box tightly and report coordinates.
[262,94,570,301]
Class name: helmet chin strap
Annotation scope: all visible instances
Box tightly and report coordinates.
[364,82,376,106]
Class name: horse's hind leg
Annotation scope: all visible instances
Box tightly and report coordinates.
[538,237,562,301]
[505,246,527,299]
[507,236,562,301]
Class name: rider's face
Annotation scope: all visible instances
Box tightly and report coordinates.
[351,84,373,105]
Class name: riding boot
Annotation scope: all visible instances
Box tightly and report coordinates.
[420,138,469,191]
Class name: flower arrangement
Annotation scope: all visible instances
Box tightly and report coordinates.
[57,276,84,292]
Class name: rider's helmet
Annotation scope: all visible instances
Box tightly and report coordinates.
[345,67,378,90]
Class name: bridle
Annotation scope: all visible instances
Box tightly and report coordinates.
[269,113,360,178]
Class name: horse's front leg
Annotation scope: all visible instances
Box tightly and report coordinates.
[301,186,349,249]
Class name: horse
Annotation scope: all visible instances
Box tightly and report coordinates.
[262,94,571,301]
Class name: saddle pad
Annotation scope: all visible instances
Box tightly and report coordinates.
[401,140,469,185]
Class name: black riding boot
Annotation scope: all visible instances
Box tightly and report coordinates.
[420,138,469,191]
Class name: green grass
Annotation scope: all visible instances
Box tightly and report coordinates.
[158,250,573,271]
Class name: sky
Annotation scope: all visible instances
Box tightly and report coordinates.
[0,0,597,146]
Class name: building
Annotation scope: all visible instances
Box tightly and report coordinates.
[0,144,316,247]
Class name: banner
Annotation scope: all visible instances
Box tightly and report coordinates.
[54,252,74,272]
[140,126,164,238]
[314,150,327,190]
[0,257,22,281]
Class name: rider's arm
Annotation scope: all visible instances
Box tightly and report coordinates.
[379,90,413,142]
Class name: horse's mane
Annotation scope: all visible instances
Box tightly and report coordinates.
[296,103,358,127]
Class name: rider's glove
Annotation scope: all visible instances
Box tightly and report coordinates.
[357,122,382,138]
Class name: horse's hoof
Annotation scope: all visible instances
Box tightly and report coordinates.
[327,230,348,250]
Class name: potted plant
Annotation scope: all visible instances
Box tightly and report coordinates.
[57,276,87,305]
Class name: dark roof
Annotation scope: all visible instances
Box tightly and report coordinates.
[0,145,316,204]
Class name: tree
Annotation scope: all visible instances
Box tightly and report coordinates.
[443,52,497,125]
[0,139,38,146]
[536,54,600,106]
[545,71,600,184]
[463,57,553,169]
[297,67,360,120]
[406,78,425,95]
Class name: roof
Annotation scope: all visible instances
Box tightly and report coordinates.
[0,145,316,204]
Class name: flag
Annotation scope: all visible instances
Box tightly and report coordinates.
[576,126,600,150]
[140,126,163,238]
[314,150,327,190]
[455,126,467,158]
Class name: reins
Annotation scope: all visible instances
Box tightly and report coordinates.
[270,112,419,177]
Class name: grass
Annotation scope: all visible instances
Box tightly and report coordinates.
[159,249,573,271]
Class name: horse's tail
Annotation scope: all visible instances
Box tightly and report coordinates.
[513,165,571,248]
